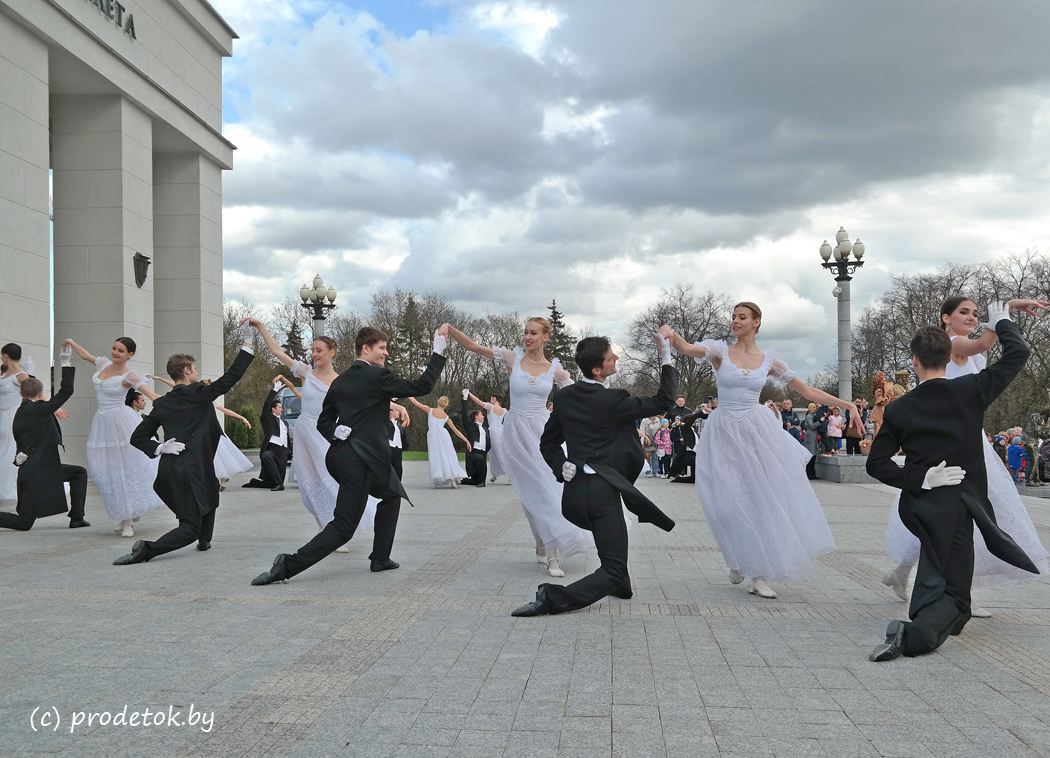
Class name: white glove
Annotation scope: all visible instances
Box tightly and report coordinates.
[334,425,351,440]
[239,319,253,344]
[922,460,966,490]
[273,380,283,392]
[59,346,72,368]
[156,439,186,456]
[462,389,469,400]
[432,329,448,355]
[562,462,577,482]
[657,334,672,366]
[23,356,35,375]
[14,452,27,466]
[985,300,1011,330]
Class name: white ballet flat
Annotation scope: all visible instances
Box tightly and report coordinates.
[335,545,350,553]
[970,605,992,618]
[547,559,565,578]
[747,579,776,599]
[450,479,458,489]
[882,569,909,601]
[729,569,745,585]
[121,525,135,538]
[535,547,548,565]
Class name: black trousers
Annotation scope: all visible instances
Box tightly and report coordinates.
[258,445,288,487]
[0,464,87,531]
[844,437,862,455]
[545,475,630,614]
[901,505,975,656]
[670,450,694,479]
[463,449,488,484]
[390,446,403,480]
[806,455,818,479]
[284,449,401,578]
[143,506,216,559]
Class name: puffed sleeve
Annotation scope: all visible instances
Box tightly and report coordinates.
[491,347,517,369]
[95,356,110,371]
[767,355,797,389]
[553,364,574,389]
[291,360,310,380]
[124,372,148,390]
[693,339,725,367]
[483,402,494,412]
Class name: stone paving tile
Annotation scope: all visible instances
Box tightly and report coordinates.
[4,465,1050,757]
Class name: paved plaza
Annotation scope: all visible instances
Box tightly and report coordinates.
[3,461,1050,758]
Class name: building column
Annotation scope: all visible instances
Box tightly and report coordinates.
[0,14,51,368]
[153,153,223,382]
[51,95,154,466]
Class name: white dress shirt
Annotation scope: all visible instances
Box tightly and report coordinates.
[475,423,487,451]
[270,416,287,448]
[390,419,402,448]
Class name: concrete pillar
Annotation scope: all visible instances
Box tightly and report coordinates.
[51,95,154,466]
[0,15,51,370]
[153,153,223,382]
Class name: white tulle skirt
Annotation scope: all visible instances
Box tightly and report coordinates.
[694,405,834,579]
[427,425,467,486]
[213,435,252,480]
[886,434,1050,586]
[488,420,507,479]
[0,404,17,500]
[501,410,595,560]
[294,414,375,537]
[86,407,165,521]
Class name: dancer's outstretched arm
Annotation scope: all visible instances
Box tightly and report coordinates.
[659,326,709,360]
[274,374,301,400]
[444,417,472,451]
[147,374,175,388]
[467,391,488,408]
[446,326,495,361]
[952,299,1046,357]
[61,339,97,365]
[786,377,863,437]
[247,318,296,369]
[406,396,431,413]
[217,405,252,428]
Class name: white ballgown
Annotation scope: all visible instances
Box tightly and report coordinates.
[213,434,252,480]
[426,409,467,486]
[86,358,165,521]
[483,404,507,479]
[885,341,1049,585]
[693,340,835,579]
[290,361,376,536]
[492,348,594,560]
[0,372,23,500]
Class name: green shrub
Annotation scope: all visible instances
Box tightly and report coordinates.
[225,404,259,449]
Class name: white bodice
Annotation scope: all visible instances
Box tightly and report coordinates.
[485,405,506,427]
[0,374,21,413]
[694,340,795,420]
[429,409,450,430]
[945,336,986,379]
[292,361,330,419]
[493,348,570,418]
[92,358,143,414]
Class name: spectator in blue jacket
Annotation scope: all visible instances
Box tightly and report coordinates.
[1008,438,1027,483]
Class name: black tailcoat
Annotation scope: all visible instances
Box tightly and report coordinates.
[130,349,254,518]
[13,367,76,518]
[867,319,1036,653]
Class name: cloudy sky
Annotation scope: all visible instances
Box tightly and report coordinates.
[211,0,1050,372]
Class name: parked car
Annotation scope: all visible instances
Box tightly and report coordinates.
[277,386,301,460]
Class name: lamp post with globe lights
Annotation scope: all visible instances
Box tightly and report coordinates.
[299,274,337,339]
[819,227,866,401]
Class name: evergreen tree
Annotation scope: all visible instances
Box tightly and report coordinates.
[281,318,309,363]
[546,299,577,374]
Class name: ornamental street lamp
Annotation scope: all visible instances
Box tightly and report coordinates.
[299,274,337,338]
[819,227,866,401]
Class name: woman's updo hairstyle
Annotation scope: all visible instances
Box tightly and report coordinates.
[437,396,450,408]
[526,317,553,336]
[125,388,143,407]
[1,343,21,361]
[314,336,337,352]
[116,336,137,355]
[733,302,763,334]
[939,296,975,331]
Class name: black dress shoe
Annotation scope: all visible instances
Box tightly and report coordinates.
[251,554,288,586]
[271,484,285,492]
[197,541,210,552]
[242,479,264,488]
[869,620,906,662]
[370,559,400,572]
[459,478,472,485]
[113,540,150,566]
[512,584,553,617]
[611,582,633,600]
[476,483,486,488]
[68,518,91,529]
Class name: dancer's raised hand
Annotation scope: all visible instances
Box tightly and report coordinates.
[1007,298,1049,318]
[238,318,254,343]
[655,332,673,365]
[658,324,673,340]
[432,328,448,355]
[54,409,69,420]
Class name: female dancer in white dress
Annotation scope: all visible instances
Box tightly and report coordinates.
[249,321,405,550]
[882,296,1050,614]
[467,390,508,482]
[146,373,254,489]
[448,318,594,578]
[664,302,864,598]
[0,344,34,500]
[63,337,165,537]
[407,396,469,487]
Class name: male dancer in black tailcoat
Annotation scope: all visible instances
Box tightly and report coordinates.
[242,382,288,491]
[0,345,89,531]
[115,322,256,564]
[459,390,489,486]
[512,332,676,616]
[866,301,1041,661]
[251,324,449,584]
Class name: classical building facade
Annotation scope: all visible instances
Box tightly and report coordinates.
[1,0,235,464]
